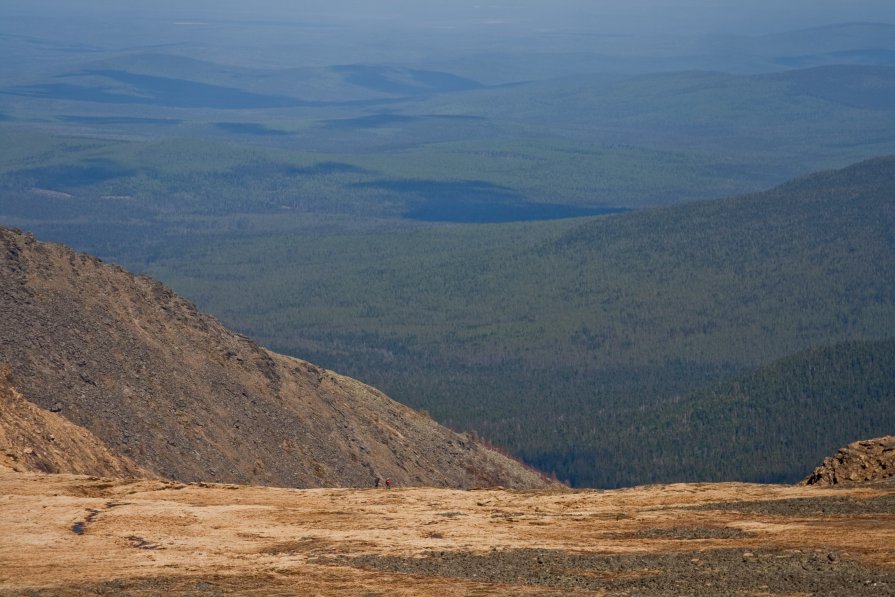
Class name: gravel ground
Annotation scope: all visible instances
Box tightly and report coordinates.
[611,526,754,540]
[321,547,895,596]
[4,575,304,597]
[690,493,895,516]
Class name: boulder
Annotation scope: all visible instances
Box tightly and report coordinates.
[803,436,895,486]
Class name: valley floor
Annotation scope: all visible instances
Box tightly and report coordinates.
[1,470,893,595]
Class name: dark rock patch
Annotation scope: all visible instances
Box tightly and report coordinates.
[691,493,895,516]
[317,547,895,596]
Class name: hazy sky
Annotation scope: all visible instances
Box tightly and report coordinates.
[6,0,895,35]
[3,0,895,72]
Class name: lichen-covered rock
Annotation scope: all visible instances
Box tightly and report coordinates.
[803,436,895,486]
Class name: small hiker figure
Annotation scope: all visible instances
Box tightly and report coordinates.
[375,477,381,488]
[385,478,391,490]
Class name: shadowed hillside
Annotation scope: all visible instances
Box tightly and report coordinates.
[564,339,895,486]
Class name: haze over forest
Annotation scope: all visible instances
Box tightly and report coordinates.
[1,0,894,487]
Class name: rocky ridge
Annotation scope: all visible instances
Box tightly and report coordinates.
[803,436,895,486]
[0,226,551,489]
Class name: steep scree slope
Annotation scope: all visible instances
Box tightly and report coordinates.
[0,227,551,489]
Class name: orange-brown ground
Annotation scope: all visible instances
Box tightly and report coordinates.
[2,470,894,595]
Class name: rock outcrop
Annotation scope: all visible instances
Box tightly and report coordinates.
[803,436,895,486]
[0,226,553,489]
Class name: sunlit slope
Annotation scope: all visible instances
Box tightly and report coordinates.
[0,227,552,490]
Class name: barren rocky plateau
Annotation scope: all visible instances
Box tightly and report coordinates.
[1,464,894,596]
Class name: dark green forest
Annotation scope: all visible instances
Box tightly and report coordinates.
[528,338,895,485]
[7,153,891,487]
[130,156,895,487]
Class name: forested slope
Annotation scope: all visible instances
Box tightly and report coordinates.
[134,156,895,486]
[533,338,895,486]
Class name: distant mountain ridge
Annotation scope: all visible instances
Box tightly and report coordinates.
[762,64,895,109]
[0,226,552,489]
[761,22,895,54]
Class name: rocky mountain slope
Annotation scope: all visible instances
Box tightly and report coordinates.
[0,226,551,489]
[804,436,895,487]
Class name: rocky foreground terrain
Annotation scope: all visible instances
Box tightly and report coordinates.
[0,226,549,489]
[1,464,893,596]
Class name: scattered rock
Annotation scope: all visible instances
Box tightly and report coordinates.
[128,535,161,550]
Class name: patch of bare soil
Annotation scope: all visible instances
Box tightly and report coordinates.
[2,472,893,596]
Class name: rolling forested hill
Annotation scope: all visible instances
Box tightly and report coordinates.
[117,155,895,487]
[2,129,893,486]
[2,65,895,214]
[545,338,895,486]
[649,338,895,484]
